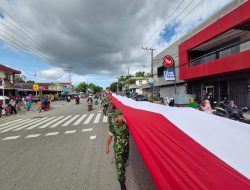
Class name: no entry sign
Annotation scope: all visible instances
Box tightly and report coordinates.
[163,55,174,67]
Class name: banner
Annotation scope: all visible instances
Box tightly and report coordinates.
[110,94,250,190]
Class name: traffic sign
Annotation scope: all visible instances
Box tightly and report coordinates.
[163,55,174,67]
[33,83,39,91]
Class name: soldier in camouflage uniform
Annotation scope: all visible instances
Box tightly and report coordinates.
[106,110,129,190]
[106,98,115,128]
[101,96,108,116]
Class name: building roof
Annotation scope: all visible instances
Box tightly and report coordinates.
[14,83,34,89]
[0,64,21,74]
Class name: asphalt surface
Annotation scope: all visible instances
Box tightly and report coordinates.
[0,99,156,190]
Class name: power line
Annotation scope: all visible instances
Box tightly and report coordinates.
[0,6,59,58]
[142,0,186,48]
[147,0,205,48]
[0,6,60,62]
[130,0,187,61]
[144,0,197,48]
[0,24,55,62]
[0,32,53,63]
[131,0,204,64]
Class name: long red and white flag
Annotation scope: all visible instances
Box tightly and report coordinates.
[111,94,250,190]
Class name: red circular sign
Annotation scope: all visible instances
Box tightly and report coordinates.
[163,56,174,67]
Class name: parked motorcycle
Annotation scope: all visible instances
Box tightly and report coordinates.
[213,101,250,124]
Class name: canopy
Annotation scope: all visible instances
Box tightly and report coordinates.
[0,96,10,100]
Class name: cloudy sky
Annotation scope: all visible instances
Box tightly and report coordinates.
[0,0,231,87]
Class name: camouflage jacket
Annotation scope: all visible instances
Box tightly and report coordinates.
[107,103,115,115]
[110,121,129,153]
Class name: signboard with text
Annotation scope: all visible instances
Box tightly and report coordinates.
[164,69,175,81]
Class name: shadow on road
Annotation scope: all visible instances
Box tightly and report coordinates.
[126,134,157,190]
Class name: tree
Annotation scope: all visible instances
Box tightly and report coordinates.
[88,83,103,94]
[108,82,122,92]
[75,82,103,94]
[118,75,133,83]
[15,74,26,83]
[27,80,35,83]
[135,71,145,77]
[75,82,88,92]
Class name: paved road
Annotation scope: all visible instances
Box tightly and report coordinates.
[0,99,156,190]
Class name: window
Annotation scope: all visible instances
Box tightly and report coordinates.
[157,66,165,77]
[5,73,11,81]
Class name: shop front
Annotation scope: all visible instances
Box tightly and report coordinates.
[187,71,250,107]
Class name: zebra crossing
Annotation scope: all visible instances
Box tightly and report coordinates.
[2,127,95,141]
[0,113,108,133]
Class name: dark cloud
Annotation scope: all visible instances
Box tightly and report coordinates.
[0,0,179,76]
[0,0,230,79]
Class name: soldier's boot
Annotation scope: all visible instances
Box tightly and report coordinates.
[119,181,126,190]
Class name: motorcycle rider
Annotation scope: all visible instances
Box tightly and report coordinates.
[87,95,93,111]
[66,95,71,102]
[75,95,80,104]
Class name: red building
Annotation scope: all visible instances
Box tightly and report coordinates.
[179,0,250,106]
[154,0,249,106]
[0,64,21,96]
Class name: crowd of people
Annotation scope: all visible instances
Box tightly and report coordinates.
[0,94,53,116]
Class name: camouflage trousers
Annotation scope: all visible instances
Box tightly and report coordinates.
[114,145,129,183]
[103,107,107,116]
[108,114,114,128]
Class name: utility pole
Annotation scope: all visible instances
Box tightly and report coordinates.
[66,66,73,85]
[142,47,156,95]
[66,66,73,92]
[127,68,130,76]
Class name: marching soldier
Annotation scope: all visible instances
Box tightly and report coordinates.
[106,110,129,190]
[106,98,115,128]
[101,96,108,116]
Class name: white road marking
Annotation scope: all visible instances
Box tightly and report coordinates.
[26,117,56,130]
[84,114,94,124]
[98,110,102,113]
[93,113,101,123]
[45,132,59,136]
[82,128,93,132]
[0,119,22,128]
[103,116,108,123]
[0,119,31,131]
[89,135,96,140]
[64,130,76,134]
[39,116,64,128]
[50,115,72,128]
[13,118,47,131]
[25,134,41,138]
[2,136,20,140]
[73,114,87,125]
[0,119,33,133]
[62,115,80,126]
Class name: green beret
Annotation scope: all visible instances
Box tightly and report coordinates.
[114,110,123,116]
[107,98,112,101]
